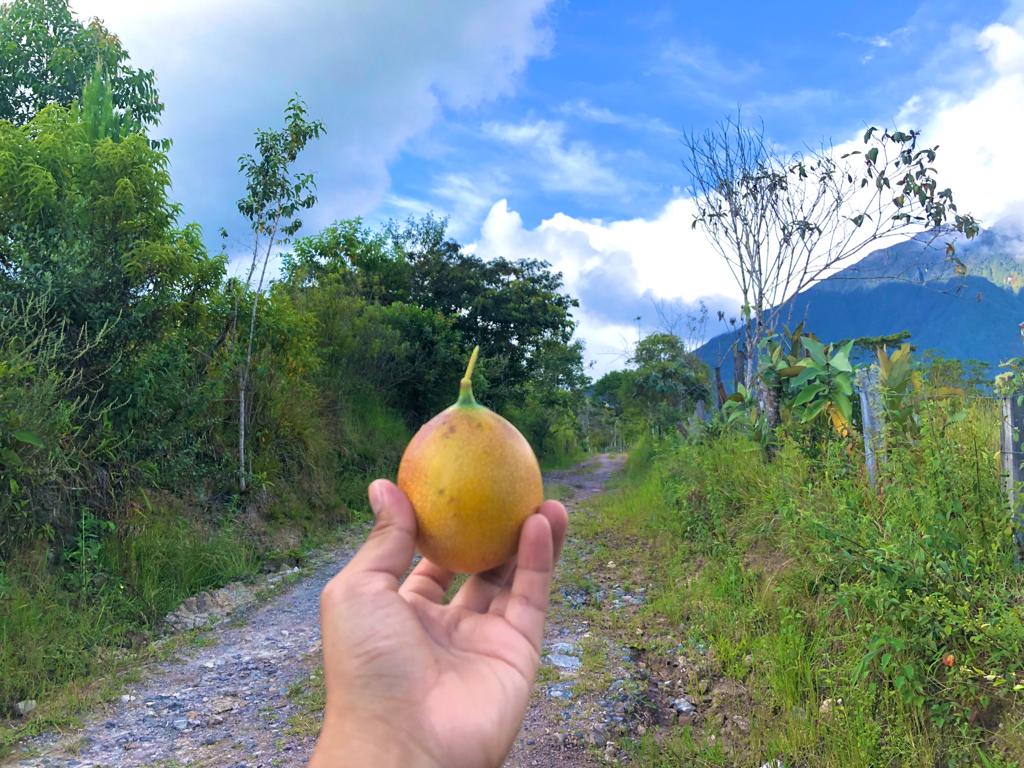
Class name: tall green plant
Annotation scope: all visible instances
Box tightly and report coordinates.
[234,96,324,493]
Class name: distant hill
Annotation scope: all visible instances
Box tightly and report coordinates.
[697,228,1024,384]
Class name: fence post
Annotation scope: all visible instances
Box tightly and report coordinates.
[999,395,1024,560]
[855,366,883,487]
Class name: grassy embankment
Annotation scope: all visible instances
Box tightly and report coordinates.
[574,398,1024,766]
[0,395,407,755]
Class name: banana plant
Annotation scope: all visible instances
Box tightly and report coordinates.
[754,327,856,437]
[781,337,856,437]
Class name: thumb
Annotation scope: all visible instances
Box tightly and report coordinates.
[343,480,418,589]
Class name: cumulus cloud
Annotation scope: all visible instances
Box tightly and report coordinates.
[896,8,1024,229]
[70,0,554,238]
[470,199,741,376]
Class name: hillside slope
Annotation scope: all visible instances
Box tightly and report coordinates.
[698,229,1024,379]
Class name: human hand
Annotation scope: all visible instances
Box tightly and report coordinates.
[308,479,568,768]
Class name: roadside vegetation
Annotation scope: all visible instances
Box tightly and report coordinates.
[585,349,1024,766]
[0,0,596,739]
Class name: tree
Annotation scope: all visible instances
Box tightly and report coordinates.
[234,96,324,492]
[0,0,163,133]
[0,103,219,393]
[684,114,978,421]
[629,333,712,434]
[282,215,581,412]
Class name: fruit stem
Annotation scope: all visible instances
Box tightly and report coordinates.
[457,346,480,406]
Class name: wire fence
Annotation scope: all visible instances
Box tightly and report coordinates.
[855,368,1024,560]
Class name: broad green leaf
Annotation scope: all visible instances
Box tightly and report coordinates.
[802,337,826,366]
[804,399,829,420]
[830,348,853,374]
[792,366,821,388]
[834,392,853,422]
[793,383,826,407]
[11,430,43,448]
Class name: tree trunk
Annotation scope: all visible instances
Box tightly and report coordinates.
[733,343,746,393]
[238,377,247,493]
[714,366,727,407]
[760,380,780,429]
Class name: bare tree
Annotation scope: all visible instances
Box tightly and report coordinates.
[683,113,978,422]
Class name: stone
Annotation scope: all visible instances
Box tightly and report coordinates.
[603,741,617,762]
[586,726,608,747]
[819,697,843,716]
[545,653,582,671]
[14,699,36,717]
[172,718,188,731]
[670,696,695,715]
[546,682,575,700]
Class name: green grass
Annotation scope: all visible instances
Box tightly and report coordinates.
[539,448,590,472]
[579,401,1024,767]
[0,499,344,757]
[287,664,326,738]
[542,481,574,501]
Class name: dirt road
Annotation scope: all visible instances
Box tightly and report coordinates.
[7,454,629,768]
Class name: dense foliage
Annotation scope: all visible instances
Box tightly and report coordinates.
[604,372,1024,765]
[0,0,589,720]
[0,0,163,133]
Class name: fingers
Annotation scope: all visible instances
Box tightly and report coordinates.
[449,559,516,612]
[502,513,555,653]
[451,500,568,613]
[340,480,418,590]
[542,500,569,564]
[399,557,454,603]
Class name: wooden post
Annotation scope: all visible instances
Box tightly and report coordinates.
[999,396,1024,560]
[855,366,883,487]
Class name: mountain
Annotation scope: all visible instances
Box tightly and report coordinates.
[697,228,1024,383]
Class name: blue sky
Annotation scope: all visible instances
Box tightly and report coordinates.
[71,0,1024,374]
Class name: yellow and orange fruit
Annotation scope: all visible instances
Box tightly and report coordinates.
[397,346,543,574]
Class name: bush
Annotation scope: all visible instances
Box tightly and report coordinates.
[630,395,1024,764]
[0,501,261,706]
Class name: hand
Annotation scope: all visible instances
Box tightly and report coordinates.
[309,480,568,768]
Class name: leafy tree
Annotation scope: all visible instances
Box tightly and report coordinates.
[0,0,163,133]
[0,104,221,395]
[283,215,580,411]
[234,96,324,492]
[629,333,712,434]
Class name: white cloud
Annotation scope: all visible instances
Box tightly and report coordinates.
[471,199,741,376]
[482,119,623,196]
[657,40,760,86]
[69,0,554,229]
[558,99,680,137]
[905,10,1024,227]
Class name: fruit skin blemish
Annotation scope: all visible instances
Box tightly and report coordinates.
[397,346,543,574]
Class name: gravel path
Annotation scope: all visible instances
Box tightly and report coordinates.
[6,551,355,768]
[6,454,629,768]
[506,453,633,768]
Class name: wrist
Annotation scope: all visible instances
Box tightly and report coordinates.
[309,709,442,768]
